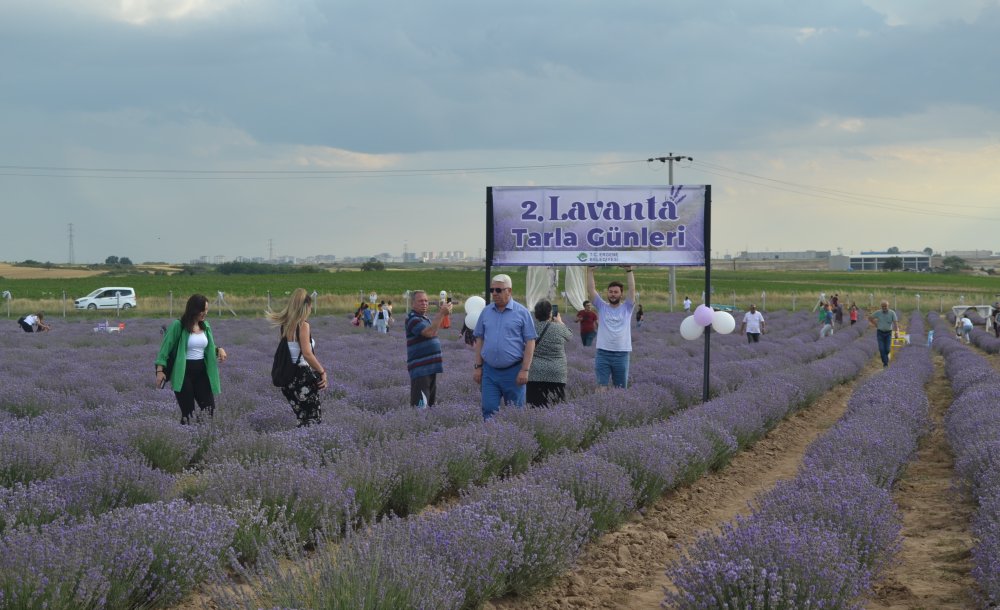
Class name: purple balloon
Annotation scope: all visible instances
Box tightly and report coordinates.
[693,304,714,326]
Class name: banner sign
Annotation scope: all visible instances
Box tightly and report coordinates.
[488,185,708,266]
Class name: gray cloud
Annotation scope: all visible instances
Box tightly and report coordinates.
[2,1,999,263]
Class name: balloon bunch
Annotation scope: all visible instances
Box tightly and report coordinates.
[680,304,736,340]
[463,295,487,329]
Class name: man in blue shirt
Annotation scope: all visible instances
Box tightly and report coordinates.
[405,290,453,407]
[473,274,537,418]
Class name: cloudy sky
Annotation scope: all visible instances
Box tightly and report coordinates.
[2,0,999,264]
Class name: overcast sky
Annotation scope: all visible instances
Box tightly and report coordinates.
[2,0,999,264]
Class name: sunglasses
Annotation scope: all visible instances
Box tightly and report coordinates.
[490,288,507,294]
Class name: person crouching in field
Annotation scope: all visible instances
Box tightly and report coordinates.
[18,312,51,332]
[155,294,228,424]
[267,288,328,427]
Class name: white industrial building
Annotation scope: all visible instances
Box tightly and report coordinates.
[829,252,931,271]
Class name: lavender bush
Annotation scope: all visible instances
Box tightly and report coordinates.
[462,481,592,594]
[667,518,871,609]
[0,500,236,609]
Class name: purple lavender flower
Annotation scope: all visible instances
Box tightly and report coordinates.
[666,517,871,609]
[462,481,591,594]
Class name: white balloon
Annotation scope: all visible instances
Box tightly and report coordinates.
[464,295,486,315]
[680,315,704,340]
[464,309,481,330]
[712,310,736,334]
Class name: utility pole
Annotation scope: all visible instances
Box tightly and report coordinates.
[648,153,693,310]
[68,223,75,265]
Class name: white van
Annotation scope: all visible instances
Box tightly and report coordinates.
[74,287,137,310]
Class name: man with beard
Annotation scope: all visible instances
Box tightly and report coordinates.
[473,274,537,418]
[586,265,636,389]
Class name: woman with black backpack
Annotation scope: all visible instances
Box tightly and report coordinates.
[267,288,328,426]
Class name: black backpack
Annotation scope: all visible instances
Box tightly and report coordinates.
[271,326,302,387]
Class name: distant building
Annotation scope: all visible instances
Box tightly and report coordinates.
[944,250,994,258]
[737,250,830,261]
[829,252,931,271]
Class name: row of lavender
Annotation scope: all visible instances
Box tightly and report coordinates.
[664,313,932,609]
[0,313,871,608]
[1,314,871,538]
[215,324,881,608]
[930,311,1000,606]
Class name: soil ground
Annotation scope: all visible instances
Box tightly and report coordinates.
[491,352,981,610]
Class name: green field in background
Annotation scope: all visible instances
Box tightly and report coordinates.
[2,267,997,314]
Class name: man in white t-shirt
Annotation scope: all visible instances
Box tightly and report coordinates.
[683,296,692,312]
[740,303,766,343]
[587,266,636,389]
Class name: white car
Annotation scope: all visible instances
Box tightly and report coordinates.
[74,287,137,310]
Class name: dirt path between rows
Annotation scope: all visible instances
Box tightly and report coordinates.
[494,358,885,610]
[867,352,976,609]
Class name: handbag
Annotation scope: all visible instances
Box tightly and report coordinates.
[159,334,178,389]
[271,326,302,387]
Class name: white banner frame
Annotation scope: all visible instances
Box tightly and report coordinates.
[487,185,707,266]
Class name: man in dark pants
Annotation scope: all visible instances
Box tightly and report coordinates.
[405,290,452,408]
[868,300,899,368]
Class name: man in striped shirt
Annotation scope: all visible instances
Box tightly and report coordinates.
[406,290,453,407]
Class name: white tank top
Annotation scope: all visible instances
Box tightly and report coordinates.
[186,331,208,360]
[288,337,315,366]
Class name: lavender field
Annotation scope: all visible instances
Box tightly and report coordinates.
[1,310,902,609]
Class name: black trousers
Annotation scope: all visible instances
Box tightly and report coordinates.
[526,381,565,408]
[174,359,215,424]
[410,374,437,407]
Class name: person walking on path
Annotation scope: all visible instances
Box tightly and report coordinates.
[635,304,645,328]
[267,288,328,427]
[155,294,228,424]
[473,274,536,419]
[405,290,452,408]
[868,300,899,367]
[527,300,572,407]
[849,302,859,325]
[740,303,766,343]
[683,296,692,312]
[18,312,51,333]
[575,300,598,346]
[587,265,636,389]
[819,303,835,338]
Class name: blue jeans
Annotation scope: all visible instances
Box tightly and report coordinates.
[876,330,892,366]
[595,349,630,388]
[481,362,526,419]
[581,331,596,346]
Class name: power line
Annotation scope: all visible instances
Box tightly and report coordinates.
[690,159,996,212]
[685,160,1000,221]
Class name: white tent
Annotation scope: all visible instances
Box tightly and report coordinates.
[525,266,588,312]
[952,305,997,332]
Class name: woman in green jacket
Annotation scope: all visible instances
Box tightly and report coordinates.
[155,294,228,424]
